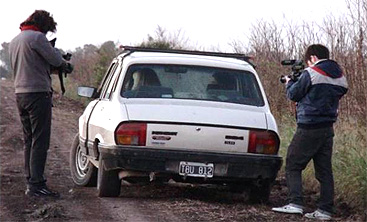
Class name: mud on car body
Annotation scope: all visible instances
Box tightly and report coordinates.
[70,46,282,201]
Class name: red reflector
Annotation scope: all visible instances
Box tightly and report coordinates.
[115,122,147,146]
[248,132,257,153]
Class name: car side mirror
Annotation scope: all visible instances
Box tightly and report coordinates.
[78,86,97,98]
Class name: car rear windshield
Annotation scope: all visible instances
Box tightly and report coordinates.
[121,64,265,106]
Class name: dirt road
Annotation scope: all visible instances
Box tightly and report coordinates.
[0,79,360,221]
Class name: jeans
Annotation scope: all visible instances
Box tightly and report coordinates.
[16,92,52,188]
[285,126,335,213]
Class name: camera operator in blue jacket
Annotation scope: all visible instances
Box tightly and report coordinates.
[272,44,348,221]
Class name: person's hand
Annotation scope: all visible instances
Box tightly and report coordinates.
[59,62,73,74]
[285,75,291,84]
[63,62,73,74]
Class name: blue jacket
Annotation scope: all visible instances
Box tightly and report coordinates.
[286,59,348,126]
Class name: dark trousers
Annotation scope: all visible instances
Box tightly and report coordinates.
[16,92,52,188]
[285,126,335,213]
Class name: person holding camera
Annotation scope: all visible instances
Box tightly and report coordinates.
[9,10,70,198]
[272,44,348,220]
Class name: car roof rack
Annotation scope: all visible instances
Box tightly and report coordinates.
[120,45,254,65]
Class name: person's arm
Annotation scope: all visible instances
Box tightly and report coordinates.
[30,33,63,67]
[286,70,311,102]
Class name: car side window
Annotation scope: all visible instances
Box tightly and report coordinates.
[100,62,119,99]
[104,63,122,99]
[96,62,116,97]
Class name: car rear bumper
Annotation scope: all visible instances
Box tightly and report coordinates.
[98,144,282,181]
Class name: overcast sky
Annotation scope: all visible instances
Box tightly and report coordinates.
[1,0,348,52]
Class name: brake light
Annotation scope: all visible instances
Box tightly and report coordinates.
[115,122,147,146]
[248,130,279,155]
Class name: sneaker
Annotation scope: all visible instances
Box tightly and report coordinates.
[25,186,60,198]
[305,210,332,221]
[272,204,303,214]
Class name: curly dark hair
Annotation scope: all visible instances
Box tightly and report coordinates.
[20,10,57,34]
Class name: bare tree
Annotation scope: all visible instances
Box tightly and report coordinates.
[230,1,366,123]
[139,26,190,50]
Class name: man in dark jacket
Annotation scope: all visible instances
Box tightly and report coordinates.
[9,10,67,197]
[272,44,348,220]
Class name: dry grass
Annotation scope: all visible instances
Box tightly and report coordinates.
[278,117,367,215]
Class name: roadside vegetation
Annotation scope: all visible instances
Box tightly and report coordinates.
[278,116,366,216]
[0,0,365,218]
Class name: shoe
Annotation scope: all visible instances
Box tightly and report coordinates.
[25,186,60,198]
[272,204,303,214]
[305,210,332,220]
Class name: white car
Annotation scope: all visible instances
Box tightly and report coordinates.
[70,46,282,201]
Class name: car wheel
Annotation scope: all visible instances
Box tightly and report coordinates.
[70,133,97,187]
[248,179,272,203]
[97,154,121,197]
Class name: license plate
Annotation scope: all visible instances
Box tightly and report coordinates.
[179,161,214,178]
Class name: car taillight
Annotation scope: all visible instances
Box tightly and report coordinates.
[115,122,147,146]
[248,130,279,155]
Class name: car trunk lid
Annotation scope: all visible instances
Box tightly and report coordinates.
[123,99,268,153]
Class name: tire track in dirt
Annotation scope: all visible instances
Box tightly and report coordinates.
[0,79,188,222]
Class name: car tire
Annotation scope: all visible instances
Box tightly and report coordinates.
[97,154,121,197]
[70,133,97,187]
[248,180,272,203]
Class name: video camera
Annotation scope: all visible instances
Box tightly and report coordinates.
[49,38,73,95]
[59,52,73,74]
[279,59,305,83]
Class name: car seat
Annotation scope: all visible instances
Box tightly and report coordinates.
[131,68,161,90]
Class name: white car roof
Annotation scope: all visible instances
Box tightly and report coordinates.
[118,51,255,72]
